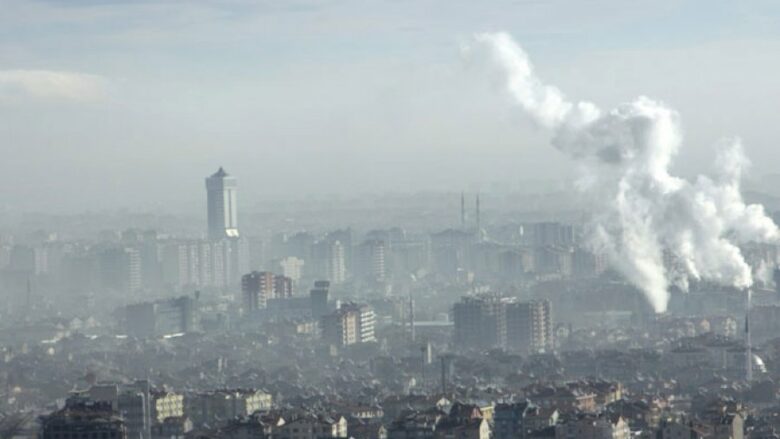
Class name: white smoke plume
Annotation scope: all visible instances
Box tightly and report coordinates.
[469,32,779,312]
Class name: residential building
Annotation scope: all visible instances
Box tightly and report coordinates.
[453,295,552,353]
[151,391,185,423]
[321,302,376,346]
[453,295,509,349]
[554,413,630,439]
[242,271,294,311]
[186,389,273,427]
[310,280,330,319]
[506,300,553,354]
[242,270,273,311]
[276,412,348,439]
[123,296,198,338]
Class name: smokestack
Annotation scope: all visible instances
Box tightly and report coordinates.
[471,33,780,313]
[746,289,753,382]
[461,192,466,229]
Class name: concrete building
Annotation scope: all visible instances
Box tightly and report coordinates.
[160,239,245,290]
[274,274,293,298]
[242,271,274,311]
[493,401,537,439]
[322,302,376,346]
[359,240,386,283]
[186,389,273,427]
[453,295,552,353]
[430,229,475,277]
[242,271,294,312]
[88,381,152,439]
[506,300,553,354]
[435,417,490,439]
[657,415,744,439]
[527,222,575,248]
[453,295,509,349]
[312,239,347,284]
[98,247,141,293]
[310,280,330,319]
[123,296,198,338]
[151,391,185,423]
[279,256,305,285]
[555,413,629,439]
[40,396,127,439]
[276,413,348,439]
[151,416,191,439]
[119,390,152,439]
[205,167,239,240]
[326,228,353,275]
[388,409,446,439]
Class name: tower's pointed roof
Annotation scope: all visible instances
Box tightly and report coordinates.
[212,167,228,178]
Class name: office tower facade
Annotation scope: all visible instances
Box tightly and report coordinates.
[205,167,239,240]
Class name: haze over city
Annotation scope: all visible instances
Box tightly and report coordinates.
[3,1,780,438]
[2,1,780,212]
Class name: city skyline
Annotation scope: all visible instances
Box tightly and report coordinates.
[1,3,778,438]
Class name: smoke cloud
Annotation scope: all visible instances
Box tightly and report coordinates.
[469,32,779,312]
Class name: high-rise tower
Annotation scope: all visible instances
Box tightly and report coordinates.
[205,167,239,240]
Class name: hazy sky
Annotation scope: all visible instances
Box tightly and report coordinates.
[1,0,779,213]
